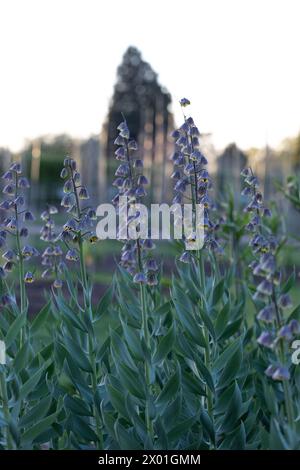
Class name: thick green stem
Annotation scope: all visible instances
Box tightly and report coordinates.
[71,170,103,449]
[204,329,213,417]
[198,255,213,419]
[136,239,153,440]
[140,283,153,440]
[15,196,26,348]
[0,370,14,449]
[272,286,295,428]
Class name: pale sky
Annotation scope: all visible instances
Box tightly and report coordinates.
[0,0,300,152]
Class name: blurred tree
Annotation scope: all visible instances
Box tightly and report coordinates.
[216,143,248,202]
[102,46,174,202]
[22,135,73,208]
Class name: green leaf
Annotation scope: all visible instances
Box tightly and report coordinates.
[215,301,230,338]
[61,336,93,373]
[212,279,225,305]
[106,381,130,420]
[153,324,176,364]
[21,411,58,444]
[114,420,142,450]
[19,367,45,401]
[156,367,180,410]
[64,395,92,417]
[5,313,26,348]
[19,395,52,428]
[13,342,31,374]
[213,338,241,374]
[30,301,51,336]
[217,345,242,388]
[55,296,87,333]
[281,270,295,295]
[173,292,206,347]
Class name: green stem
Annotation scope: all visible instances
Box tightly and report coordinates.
[15,185,26,348]
[140,283,153,440]
[198,256,213,419]
[204,329,213,417]
[272,286,295,428]
[0,370,14,449]
[136,239,153,441]
[71,170,103,448]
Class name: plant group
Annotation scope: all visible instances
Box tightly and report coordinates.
[0,100,300,450]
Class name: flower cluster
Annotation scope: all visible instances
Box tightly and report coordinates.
[0,161,38,292]
[170,99,219,262]
[59,156,97,263]
[113,120,158,286]
[40,205,65,289]
[241,167,299,381]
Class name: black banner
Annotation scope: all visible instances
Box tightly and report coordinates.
[0,450,299,467]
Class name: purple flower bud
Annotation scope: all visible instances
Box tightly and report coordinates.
[241,186,252,196]
[10,162,22,173]
[180,98,191,107]
[184,163,194,176]
[74,172,81,183]
[121,250,135,264]
[141,239,155,250]
[176,136,188,147]
[3,261,14,272]
[61,194,74,208]
[53,279,63,289]
[180,122,190,133]
[0,200,10,210]
[272,366,290,381]
[265,364,278,377]
[18,177,30,189]
[190,126,200,136]
[289,319,300,335]
[257,304,275,323]
[257,331,274,348]
[66,249,79,261]
[2,170,13,180]
[63,179,72,193]
[24,271,34,283]
[257,279,273,296]
[22,245,35,258]
[171,170,181,180]
[114,135,125,146]
[2,250,14,261]
[20,227,29,237]
[179,251,192,264]
[147,272,158,286]
[115,164,130,177]
[24,211,35,221]
[137,175,148,185]
[241,167,252,177]
[278,294,292,309]
[145,258,158,272]
[174,179,187,193]
[277,325,293,341]
[133,159,143,169]
[260,254,276,274]
[3,184,14,195]
[171,130,180,139]
[78,187,89,200]
[14,195,24,206]
[128,140,138,150]
[115,146,127,160]
[135,186,147,198]
[133,272,147,284]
